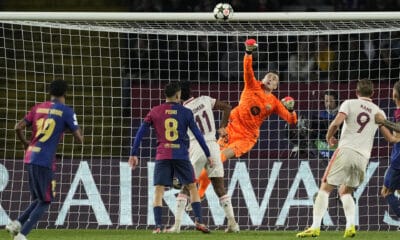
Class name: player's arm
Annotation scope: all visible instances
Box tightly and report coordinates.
[379,125,400,143]
[275,98,297,125]
[243,39,258,88]
[66,112,83,144]
[375,112,400,132]
[14,119,29,150]
[129,121,150,170]
[213,99,232,137]
[72,128,83,144]
[326,112,346,147]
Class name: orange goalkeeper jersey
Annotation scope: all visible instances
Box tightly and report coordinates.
[230,54,297,139]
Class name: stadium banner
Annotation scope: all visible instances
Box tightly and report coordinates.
[0,157,398,230]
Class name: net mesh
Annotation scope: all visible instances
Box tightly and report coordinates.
[0,18,399,230]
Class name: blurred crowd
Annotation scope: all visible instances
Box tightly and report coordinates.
[127,32,400,83]
[128,0,400,12]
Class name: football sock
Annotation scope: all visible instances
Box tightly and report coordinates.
[174,193,188,226]
[341,194,356,228]
[153,206,163,228]
[386,193,400,217]
[191,202,202,223]
[220,195,235,222]
[311,190,329,229]
[197,170,210,199]
[220,152,227,163]
[18,199,39,225]
[20,201,50,236]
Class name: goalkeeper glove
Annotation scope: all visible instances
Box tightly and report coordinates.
[245,39,258,54]
[281,96,295,112]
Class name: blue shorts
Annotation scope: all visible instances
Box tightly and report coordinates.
[154,159,195,187]
[28,164,54,203]
[384,166,400,191]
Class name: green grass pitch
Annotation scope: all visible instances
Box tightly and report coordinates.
[0,229,398,240]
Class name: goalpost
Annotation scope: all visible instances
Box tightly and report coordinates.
[0,12,399,231]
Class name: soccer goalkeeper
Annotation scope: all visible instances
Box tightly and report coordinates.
[197,38,298,199]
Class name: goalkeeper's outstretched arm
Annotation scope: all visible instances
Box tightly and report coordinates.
[245,38,258,55]
[243,39,258,88]
[276,98,297,125]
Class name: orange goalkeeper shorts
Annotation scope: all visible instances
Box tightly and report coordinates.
[218,124,257,158]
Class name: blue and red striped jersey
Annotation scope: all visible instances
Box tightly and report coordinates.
[131,102,210,161]
[390,108,400,169]
[24,100,79,169]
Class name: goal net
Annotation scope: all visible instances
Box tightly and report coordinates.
[0,12,399,231]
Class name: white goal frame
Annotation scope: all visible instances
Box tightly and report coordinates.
[1,11,400,231]
[0,11,399,21]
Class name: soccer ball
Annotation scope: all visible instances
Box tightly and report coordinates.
[213,3,234,20]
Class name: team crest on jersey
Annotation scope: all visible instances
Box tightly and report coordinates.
[250,106,260,116]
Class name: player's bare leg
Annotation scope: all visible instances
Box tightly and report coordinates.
[211,177,239,233]
[297,182,334,238]
[153,185,165,234]
[338,185,356,237]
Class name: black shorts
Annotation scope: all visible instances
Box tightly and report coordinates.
[384,166,400,191]
[28,164,54,203]
[153,159,195,187]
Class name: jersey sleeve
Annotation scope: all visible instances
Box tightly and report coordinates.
[274,97,298,124]
[143,109,153,125]
[130,109,153,156]
[338,100,350,116]
[203,96,216,109]
[64,107,80,132]
[243,54,258,89]
[130,121,150,156]
[379,109,387,119]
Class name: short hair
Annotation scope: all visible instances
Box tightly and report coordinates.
[164,81,181,98]
[267,70,279,77]
[357,78,374,97]
[394,80,400,100]
[324,89,339,102]
[49,80,68,97]
[180,81,191,101]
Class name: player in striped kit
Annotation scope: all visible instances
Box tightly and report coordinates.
[128,82,212,233]
[375,80,400,219]
[166,81,239,233]
[6,80,83,240]
[297,79,400,238]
